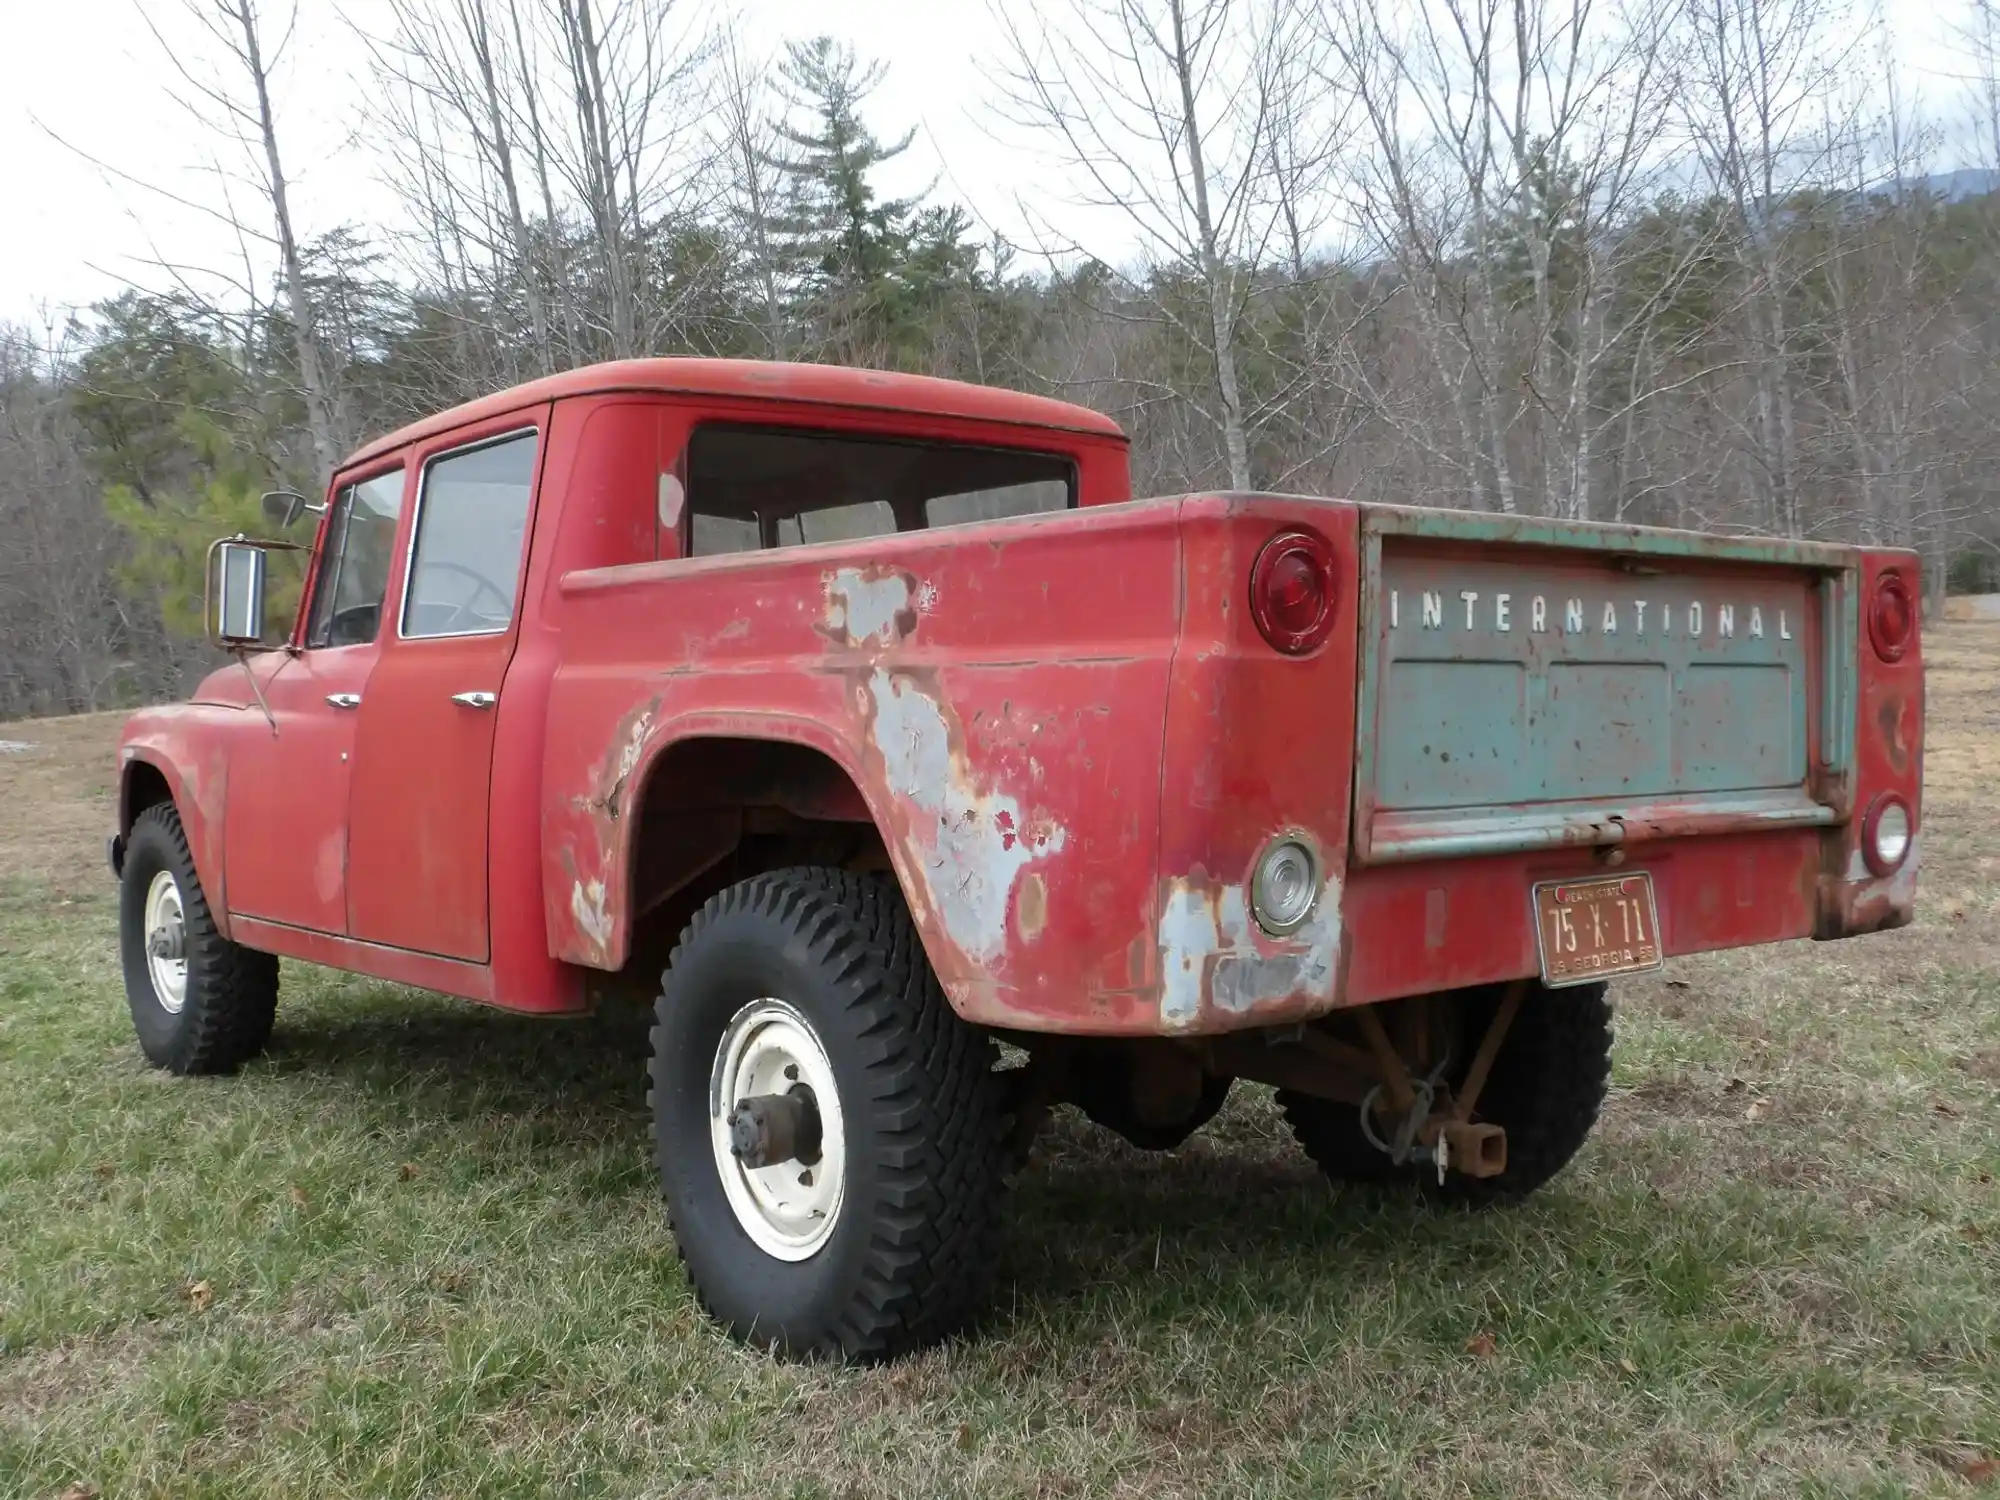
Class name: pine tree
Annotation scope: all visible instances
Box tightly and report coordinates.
[768,36,920,354]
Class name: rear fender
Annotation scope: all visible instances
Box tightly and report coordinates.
[540,502,1187,1028]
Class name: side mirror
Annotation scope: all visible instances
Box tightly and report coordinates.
[211,540,268,645]
[260,489,321,529]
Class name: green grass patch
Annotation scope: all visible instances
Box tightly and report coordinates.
[4,637,1999,1497]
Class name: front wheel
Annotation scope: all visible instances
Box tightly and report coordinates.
[649,869,1011,1360]
[118,802,279,1074]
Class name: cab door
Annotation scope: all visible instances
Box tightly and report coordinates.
[224,465,408,933]
[345,419,545,962]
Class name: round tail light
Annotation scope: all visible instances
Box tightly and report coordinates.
[1868,570,1915,662]
[1250,530,1336,654]
[1862,795,1913,876]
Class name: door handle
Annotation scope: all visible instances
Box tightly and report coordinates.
[451,691,497,709]
[325,693,361,709]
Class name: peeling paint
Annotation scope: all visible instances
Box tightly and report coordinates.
[1157,873,1343,1028]
[824,568,923,647]
[571,878,613,957]
[586,701,657,822]
[1818,834,1922,938]
[864,668,1064,965]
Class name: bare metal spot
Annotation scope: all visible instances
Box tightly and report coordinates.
[865,669,1064,965]
[571,879,612,957]
[1156,872,1342,1027]
[823,568,923,647]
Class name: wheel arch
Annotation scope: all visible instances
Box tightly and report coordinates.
[121,757,175,832]
[598,714,930,981]
[117,735,231,940]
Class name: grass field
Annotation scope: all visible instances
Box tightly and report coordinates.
[3,627,1997,1500]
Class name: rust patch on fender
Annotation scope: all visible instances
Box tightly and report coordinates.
[1156,867,1343,1030]
[581,696,661,822]
[858,667,1067,969]
[1017,871,1049,941]
[1815,834,1921,939]
[820,566,929,648]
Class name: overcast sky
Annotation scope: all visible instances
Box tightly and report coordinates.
[2,0,1038,328]
[0,0,1980,330]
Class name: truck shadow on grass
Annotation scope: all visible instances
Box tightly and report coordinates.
[258,984,1617,1339]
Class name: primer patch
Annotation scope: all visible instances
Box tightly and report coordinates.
[865,669,1063,965]
[1157,874,1342,1027]
[825,569,922,647]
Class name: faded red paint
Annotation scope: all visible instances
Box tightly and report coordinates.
[115,359,1921,1036]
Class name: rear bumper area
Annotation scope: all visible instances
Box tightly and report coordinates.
[1339,823,1912,1007]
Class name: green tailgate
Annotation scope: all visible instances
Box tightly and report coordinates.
[1352,507,1858,863]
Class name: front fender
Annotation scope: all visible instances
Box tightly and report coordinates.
[118,706,241,937]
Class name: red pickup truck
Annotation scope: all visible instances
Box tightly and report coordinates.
[111,359,1924,1360]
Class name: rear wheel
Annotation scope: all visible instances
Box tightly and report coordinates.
[118,802,279,1075]
[1281,981,1612,1203]
[649,868,1011,1360]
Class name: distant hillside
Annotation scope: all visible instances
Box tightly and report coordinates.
[1924,167,2000,201]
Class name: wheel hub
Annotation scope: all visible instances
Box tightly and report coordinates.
[143,869,190,1015]
[726,1085,823,1169]
[709,999,845,1261]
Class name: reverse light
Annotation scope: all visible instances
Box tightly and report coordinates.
[1862,795,1913,876]
[1251,838,1319,934]
[1868,569,1916,662]
[1250,530,1336,654]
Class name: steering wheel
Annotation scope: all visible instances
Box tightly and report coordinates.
[418,559,514,633]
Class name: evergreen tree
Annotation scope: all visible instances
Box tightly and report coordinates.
[768,37,921,353]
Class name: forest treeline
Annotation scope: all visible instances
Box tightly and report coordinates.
[3,0,1999,719]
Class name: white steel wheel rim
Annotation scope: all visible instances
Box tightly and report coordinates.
[708,998,846,1261]
[143,869,190,1015]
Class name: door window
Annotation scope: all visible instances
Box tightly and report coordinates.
[403,430,539,638]
[305,468,406,648]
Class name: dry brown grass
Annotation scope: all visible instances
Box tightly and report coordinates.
[1,628,1996,1500]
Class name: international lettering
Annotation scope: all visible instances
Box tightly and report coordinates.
[1390,588,1790,642]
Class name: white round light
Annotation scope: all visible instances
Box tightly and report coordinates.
[1872,800,1911,869]
[1252,839,1318,934]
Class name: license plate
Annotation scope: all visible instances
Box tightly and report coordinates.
[1531,873,1664,986]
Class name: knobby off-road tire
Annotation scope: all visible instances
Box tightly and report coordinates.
[118,802,279,1075]
[650,868,1011,1361]
[1280,981,1613,1204]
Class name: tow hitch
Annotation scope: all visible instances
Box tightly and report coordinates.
[1194,980,1529,1181]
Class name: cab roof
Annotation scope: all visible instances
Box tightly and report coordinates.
[344,358,1128,469]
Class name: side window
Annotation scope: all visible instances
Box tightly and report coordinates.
[305,468,405,649]
[403,431,538,638]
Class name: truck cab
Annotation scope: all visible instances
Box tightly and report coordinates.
[111,358,1923,1362]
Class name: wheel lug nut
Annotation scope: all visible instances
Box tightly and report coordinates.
[798,1170,813,1186]
[784,1064,799,1081]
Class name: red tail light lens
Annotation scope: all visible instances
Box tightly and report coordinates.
[1868,570,1915,662]
[1250,530,1336,654]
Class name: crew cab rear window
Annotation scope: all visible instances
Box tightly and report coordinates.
[684,425,1074,558]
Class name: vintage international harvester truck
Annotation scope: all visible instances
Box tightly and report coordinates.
[110,359,1924,1359]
